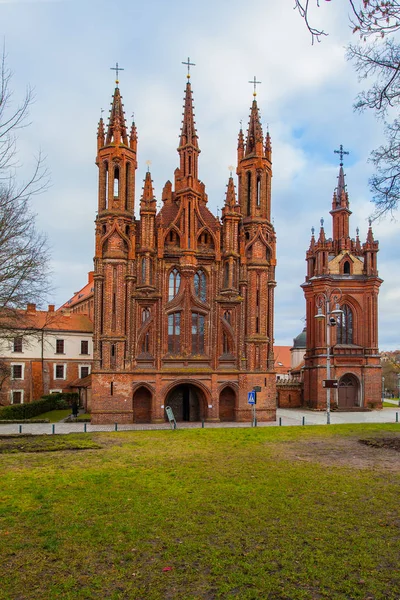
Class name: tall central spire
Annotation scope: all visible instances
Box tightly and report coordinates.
[245,99,264,156]
[177,59,200,181]
[106,86,128,146]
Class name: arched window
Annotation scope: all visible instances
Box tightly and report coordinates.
[192,313,205,354]
[247,172,251,215]
[142,331,150,353]
[168,269,180,301]
[142,308,150,323]
[113,166,119,197]
[337,305,353,344]
[125,163,130,209]
[168,312,181,354]
[141,258,146,283]
[343,260,351,275]
[256,176,261,207]
[222,333,230,354]
[194,271,206,302]
[223,310,231,324]
[223,262,229,288]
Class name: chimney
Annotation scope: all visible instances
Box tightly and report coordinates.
[26,303,36,313]
[48,304,55,312]
[88,271,94,284]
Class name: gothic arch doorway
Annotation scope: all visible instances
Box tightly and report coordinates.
[165,384,206,422]
[132,386,152,423]
[338,374,359,409]
[219,386,236,421]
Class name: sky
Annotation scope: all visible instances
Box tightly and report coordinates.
[1,0,399,349]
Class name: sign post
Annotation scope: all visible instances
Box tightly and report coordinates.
[165,406,177,430]
[248,387,261,427]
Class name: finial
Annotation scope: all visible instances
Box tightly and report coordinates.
[368,217,372,227]
[311,226,315,236]
[100,107,104,119]
[110,62,124,86]
[239,119,243,130]
[356,226,359,236]
[320,217,324,228]
[146,159,151,173]
[334,144,350,167]
[217,205,220,219]
[248,75,261,97]
[228,164,234,177]
[131,112,135,122]
[182,56,195,79]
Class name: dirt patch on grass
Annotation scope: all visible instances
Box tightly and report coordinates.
[275,434,400,472]
[0,434,102,453]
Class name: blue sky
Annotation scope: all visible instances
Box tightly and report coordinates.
[1,0,399,349]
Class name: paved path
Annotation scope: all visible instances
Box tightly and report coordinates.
[0,407,399,436]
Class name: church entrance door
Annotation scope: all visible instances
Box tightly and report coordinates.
[338,374,359,409]
[132,386,152,423]
[219,386,236,421]
[165,384,205,422]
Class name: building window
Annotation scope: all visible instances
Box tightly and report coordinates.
[81,340,89,355]
[141,257,146,283]
[191,313,205,354]
[194,271,206,302]
[337,305,353,344]
[12,364,23,380]
[56,339,65,354]
[142,308,150,323]
[222,333,230,354]
[55,364,65,379]
[223,262,229,288]
[13,337,23,353]
[168,269,180,301]
[343,260,351,274]
[168,312,181,354]
[142,331,150,353]
[11,391,23,404]
[80,366,90,379]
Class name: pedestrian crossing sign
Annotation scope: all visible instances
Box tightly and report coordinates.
[248,391,256,405]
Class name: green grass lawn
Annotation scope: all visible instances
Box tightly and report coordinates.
[383,401,400,407]
[29,409,72,422]
[0,424,399,599]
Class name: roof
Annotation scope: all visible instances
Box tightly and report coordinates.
[68,374,92,388]
[59,273,94,311]
[0,308,93,334]
[293,327,306,349]
[274,345,291,374]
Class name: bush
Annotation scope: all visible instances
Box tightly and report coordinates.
[0,392,78,421]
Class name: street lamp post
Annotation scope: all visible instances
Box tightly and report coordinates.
[382,376,385,406]
[315,288,343,425]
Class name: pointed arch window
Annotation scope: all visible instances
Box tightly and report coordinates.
[191,313,205,354]
[337,305,353,344]
[223,262,229,288]
[256,176,261,207]
[141,258,146,283]
[343,260,351,275]
[194,270,206,302]
[247,172,252,215]
[113,166,120,197]
[168,312,181,354]
[223,310,231,324]
[222,332,230,354]
[168,269,180,301]
[142,308,150,323]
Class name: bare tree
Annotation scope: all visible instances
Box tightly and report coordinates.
[0,48,51,322]
[295,1,400,216]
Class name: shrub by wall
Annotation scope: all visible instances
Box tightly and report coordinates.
[0,392,78,421]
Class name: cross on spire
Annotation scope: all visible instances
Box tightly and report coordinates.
[334,144,349,167]
[182,56,196,78]
[248,75,261,97]
[110,62,124,85]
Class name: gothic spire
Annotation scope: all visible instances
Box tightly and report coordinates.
[179,78,199,150]
[237,125,244,162]
[245,99,264,156]
[225,175,237,209]
[130,119,137,151]
[140,170,156,208]
[265,129,271,161]
[97,116,105,150]
[106,86,128,146]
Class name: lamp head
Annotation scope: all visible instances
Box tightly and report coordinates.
[315,307,325,320]
[331,302,343,316]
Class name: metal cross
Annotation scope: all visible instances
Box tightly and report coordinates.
[334,144,349,167]
[110,62,124,84]
[228,165,234,177]
[248,76,261,97]
[146,159,152,172]
[182,57,196,78]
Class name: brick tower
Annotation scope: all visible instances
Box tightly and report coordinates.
[91,68,277,424]
[302,154,383,409]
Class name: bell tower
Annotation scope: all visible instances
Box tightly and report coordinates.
[93,65,137,389]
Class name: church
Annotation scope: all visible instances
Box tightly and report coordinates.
[90,67,277,424]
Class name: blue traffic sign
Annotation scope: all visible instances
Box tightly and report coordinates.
[248,391,256,405]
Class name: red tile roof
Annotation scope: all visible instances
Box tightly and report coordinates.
[0,307,93,333]
[59,272,94,311]
[274,346,291,374]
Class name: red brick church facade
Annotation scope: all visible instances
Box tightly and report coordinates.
[302,160,383,410]
[91,73,277,424]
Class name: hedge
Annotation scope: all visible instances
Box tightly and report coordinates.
[0,392,78,421]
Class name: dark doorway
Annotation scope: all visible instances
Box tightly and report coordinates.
[165,384,204,422]
[133,386,152,423]
[219,386,236,421]
[338,374,359,408]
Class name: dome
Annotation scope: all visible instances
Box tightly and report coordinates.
[293,327,306,349]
